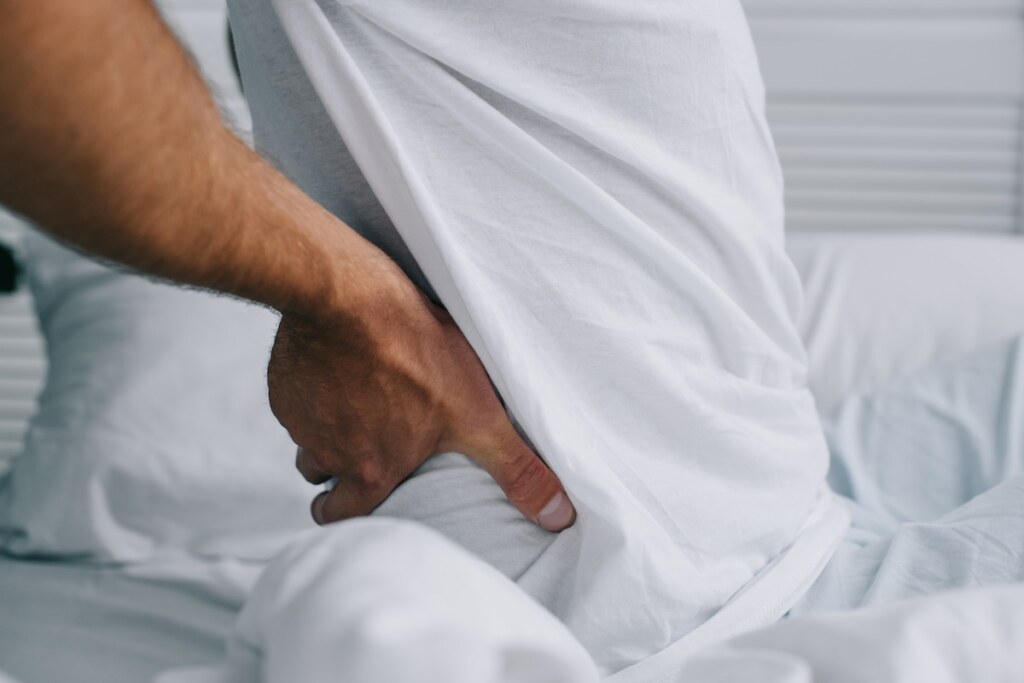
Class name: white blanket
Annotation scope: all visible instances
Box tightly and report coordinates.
[157,336,1024,683]
[154,519,1024,683]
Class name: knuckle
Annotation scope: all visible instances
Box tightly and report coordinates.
[501,455,549,506]
[352,458,388,491]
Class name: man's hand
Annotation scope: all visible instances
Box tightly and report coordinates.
[0,0,574,533]
[268,270,576,531]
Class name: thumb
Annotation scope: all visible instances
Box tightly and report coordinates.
[469,423,576,532]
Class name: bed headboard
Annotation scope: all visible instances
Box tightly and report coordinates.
[743,0,1024,234]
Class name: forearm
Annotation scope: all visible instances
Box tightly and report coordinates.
[0,0,576,533]
[0,0,395,316]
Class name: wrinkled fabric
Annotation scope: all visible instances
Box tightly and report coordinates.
[794,335,1024,614]
[155,527,1024,683]
[690,585,1024,683]
[227,0,845,674]
[155,338,1024,683]
[156,521,601,683]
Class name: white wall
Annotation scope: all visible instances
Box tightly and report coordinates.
[743,0,1024,233]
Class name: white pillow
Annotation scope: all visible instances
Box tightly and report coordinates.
[0,0,312,563]
[787,232,1024,413]
[0,232,313,562]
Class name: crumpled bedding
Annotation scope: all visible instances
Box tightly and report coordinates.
[3,525,1022,683]
[153,335,1024,683]
[152,521,1024,683]
[795,334,1024,614]
[687,584,1024,683]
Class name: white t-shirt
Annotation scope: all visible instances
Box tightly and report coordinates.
[227,0,848,677]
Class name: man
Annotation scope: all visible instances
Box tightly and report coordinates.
[0,0,576,532]
[0,0,849,676]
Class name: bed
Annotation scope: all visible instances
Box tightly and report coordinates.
[2,0,1024,681]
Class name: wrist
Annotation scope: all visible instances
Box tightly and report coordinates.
[229,148,415,326]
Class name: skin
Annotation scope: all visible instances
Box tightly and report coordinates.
[0,0,576,531]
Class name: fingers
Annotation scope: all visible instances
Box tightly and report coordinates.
[295,446,331,485]
[311,478,392,525]
[297,447,395,524]
[470,424,576,532]
[297,426,575,530]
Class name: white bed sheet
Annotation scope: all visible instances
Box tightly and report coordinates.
[0,556,234,683]
[155,336,1024,683]
[3,552,1024,683]
[150,520,1024,683]
[3,343,1024,683]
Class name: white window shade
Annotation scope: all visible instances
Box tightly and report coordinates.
[742,0,1024,234]
[0,218,44,475]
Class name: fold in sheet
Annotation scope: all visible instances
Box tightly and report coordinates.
[796,335,1024,614]
[157,521,600,683]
